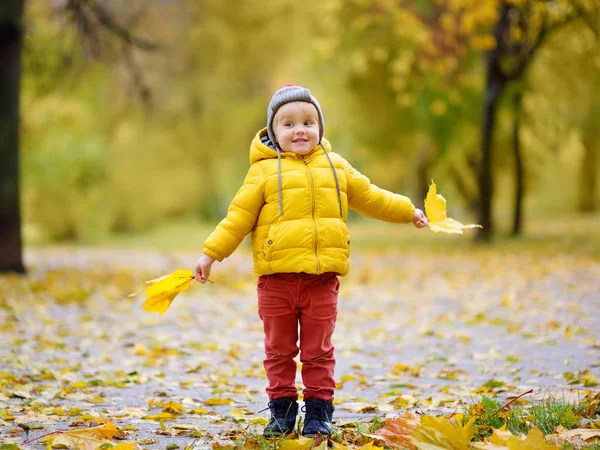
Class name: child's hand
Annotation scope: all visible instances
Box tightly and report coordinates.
[412,208,429,228]
[193,253,216,284]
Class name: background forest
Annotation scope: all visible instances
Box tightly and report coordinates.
[16,0,600,244]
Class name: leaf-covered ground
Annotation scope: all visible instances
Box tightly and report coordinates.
[1,234,599,448]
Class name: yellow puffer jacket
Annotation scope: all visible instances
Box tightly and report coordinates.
[203,128,415,277]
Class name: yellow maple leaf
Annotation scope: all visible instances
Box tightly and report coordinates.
[249,417,268,425]
[357,443,384,449]
[580,374,598,387]
[279,436,314,449]
[228,409,246,420]
[142,412,179,421]
[49,423,119,450]
[204,397,236,406]
[490,426,514,444]
[507,426,560,450]
[113,445,135,450]
[425,181,482,235]
[412,415,475,449]
[163,401,185,414]
[129,269,195,315]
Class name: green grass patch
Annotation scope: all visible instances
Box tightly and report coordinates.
[464,392,599,441]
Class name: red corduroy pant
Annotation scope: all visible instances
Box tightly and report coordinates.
[257,272,339,402]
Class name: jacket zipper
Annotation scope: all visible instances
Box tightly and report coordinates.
[304,160,321,274]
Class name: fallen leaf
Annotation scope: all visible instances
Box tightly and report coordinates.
[279,436,314,449]
[331,442,350,449]
[357,442,384,449]
[49,423,119,450]
[374,411,419,449]
[204,397,235,406]
[412,415,474,450]
[507,426,560,450]
[228,409,246,420]
[491,427,514,444]
[554,428,600,441]
[580,374,598,387]
[425,181,482,234]
[248,417,268,425]
[142,412,179,421]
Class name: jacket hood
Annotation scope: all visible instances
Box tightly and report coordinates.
[249,128,341,218]
[249,128,332,165]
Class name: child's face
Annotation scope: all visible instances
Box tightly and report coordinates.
[273,102,320,155]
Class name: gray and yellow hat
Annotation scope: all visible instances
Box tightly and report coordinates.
[266,84,325,145]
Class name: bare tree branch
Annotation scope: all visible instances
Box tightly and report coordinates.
[65,0,103,58]
[88,0,158,52]
[62,0,158,105]
[504,5,592,81]
[122,42,152,106]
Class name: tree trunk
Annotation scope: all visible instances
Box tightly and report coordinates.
[579,100,599,212]
[512,90,525,235]
[579,138,598,212]
[476,3,509,241]
[477,72,505,241]
[0,0,25,273]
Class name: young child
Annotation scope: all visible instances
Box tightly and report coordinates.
[193,85,428,438]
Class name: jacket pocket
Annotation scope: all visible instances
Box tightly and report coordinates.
[263,224,278,260]
[345,230,351,255]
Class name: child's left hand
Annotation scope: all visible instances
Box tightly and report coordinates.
[412,208,429,228]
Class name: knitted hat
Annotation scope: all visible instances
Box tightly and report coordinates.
[267,84,324,145]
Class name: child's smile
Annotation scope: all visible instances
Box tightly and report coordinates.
[273,102,320,155]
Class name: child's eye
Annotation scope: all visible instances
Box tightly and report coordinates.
[285,122,293,127]
[305,121,313,126]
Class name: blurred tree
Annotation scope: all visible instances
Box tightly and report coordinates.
[20,0,326,242]
[578,35,600,213]
[326,0,484,206]
[476,0,598,238]
[0,0,25,273]
[510,87,524,235]
[579,84,599,212]
[63,0,158,105]
[1,0,157,271]
[517,18,600,216]
[328,0,598,238]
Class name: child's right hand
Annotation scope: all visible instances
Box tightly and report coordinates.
[193,253,216,283]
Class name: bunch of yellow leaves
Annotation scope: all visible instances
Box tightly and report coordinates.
[425,181,482,234]
[129,269,208,315]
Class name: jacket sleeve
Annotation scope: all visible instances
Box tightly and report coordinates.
[202,163,265,261]
[342,157,415,223]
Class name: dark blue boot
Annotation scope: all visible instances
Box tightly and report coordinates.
[302,399,335,437]
[263,397,299,437]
